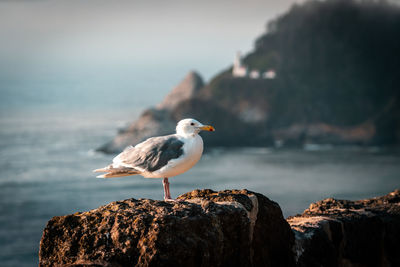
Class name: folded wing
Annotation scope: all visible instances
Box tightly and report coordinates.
[94,135,185,178]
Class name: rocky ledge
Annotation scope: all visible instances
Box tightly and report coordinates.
[39,189,400,267]
[39,189,295,267]
[288,189,400,267]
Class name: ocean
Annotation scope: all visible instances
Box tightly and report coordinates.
[0,107,399,266]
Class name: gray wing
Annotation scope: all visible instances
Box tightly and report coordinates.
[113,135,184,172]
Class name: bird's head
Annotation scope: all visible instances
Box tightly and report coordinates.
[176,118,215,137]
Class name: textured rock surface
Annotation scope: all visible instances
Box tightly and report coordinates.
[39,189,295,267]
[288,189,400,267]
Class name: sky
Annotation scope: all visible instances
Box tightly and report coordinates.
[0,0,305,77]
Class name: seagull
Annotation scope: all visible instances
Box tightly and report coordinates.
[93,118,215,201]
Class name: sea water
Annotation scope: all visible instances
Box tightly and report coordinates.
[0,108,399,267]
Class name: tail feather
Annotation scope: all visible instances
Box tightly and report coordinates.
[93,168,109,173]
[93,164,114,173]
[96,172,139,178]
[94,166,140,179]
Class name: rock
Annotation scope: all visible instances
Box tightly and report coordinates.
[39,189,295,267]
[287,189,400,267]
[157,71,204,110]
[39,188,400,266]
[97,71,204,154]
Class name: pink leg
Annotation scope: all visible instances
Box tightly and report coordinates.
[162,178,185,202]
[163,178,172,200]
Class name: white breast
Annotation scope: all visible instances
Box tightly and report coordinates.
[144,134,204,178]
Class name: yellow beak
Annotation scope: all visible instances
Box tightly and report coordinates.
[200,125,215,132]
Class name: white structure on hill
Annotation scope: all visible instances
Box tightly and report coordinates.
[232,51,248,77]
[232,51,276,79]
[263,69,276,79]
[249,70,260,79]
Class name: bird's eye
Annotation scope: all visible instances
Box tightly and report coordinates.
[190,122,195,126]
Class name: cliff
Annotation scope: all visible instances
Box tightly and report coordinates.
[99,0,400,153]
[39,189,400,267]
